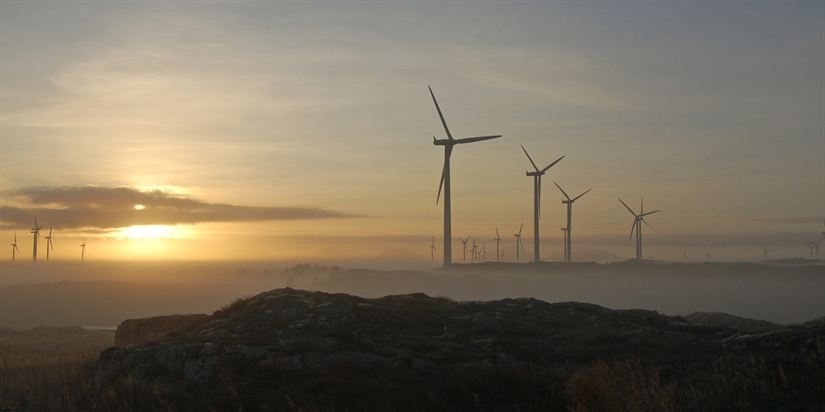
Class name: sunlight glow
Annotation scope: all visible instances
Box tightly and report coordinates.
[118,225,172,239]
[134,204,145,210]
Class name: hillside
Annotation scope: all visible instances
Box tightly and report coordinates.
[99,288,825,411]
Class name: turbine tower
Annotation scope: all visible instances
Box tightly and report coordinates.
[430,236,437,261]
[561,227,567,261]
[45,225,54,261]
[10,232,20,261]
[514,223,525,262]
[521,145,564,262]
[430,86,501,268]
[618,198,659,260]
[493,227,502,261]
[80,239,87,261]
[554,182,591,262]
[31,217,43,261]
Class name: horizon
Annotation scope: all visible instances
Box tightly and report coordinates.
[2,2,823,263]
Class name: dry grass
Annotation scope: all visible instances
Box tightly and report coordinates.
[569,357,678,412]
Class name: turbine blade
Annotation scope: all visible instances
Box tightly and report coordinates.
[518,223,523,236]
[618,198,636,216]
[537,175,542,220]
[642,218,655,232]
[495,227,500,239]
[454,135,501,144]
[540,155,565,173]
[521,145,540,171]
[572,188,592,202]
[628,218,637,241]
[436,161,446,204]
[640,209,660,217]
[429,86,453,140]
[553,181,570,200]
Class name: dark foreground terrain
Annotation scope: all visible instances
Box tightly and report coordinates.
[88,288,824,411]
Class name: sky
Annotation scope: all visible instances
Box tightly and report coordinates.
[1,1,823,263]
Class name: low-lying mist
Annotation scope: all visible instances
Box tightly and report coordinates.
[1,259,822,329]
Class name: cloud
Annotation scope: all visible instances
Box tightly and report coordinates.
[0,186,361,230]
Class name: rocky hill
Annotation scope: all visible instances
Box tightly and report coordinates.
[99,288,825,411]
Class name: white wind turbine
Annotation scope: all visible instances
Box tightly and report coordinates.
[521,145,564,262]
[459,236,471,261]
[554,182,591,262]
[805,240,821,257]
[493,227,502,261]
[80,239,87,261]
[430,236,437,261]
[761,243,772,260]
[44,225,54,261]
[31,217,43,262]
[514,223,525,262]
[618,198,659,260]
[472,237,478,262]
[10,232,20,261]
[430,86,502,268]
[481,244,487,261]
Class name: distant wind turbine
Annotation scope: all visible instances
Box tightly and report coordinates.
[761,243,772,260]
[481,244,487,261]
[805,240,821,257]
[80,239,87,261]
[704,246,713,259]
[10,232,20,261]
[44,225,54,261]
[493,227,502,261]
[31,217,43,262]
[681,249,689,259]
[521,145,564,262]
[460,236,471,261]
[554,182,590,262]
[472,237,478,262]
[819,217,825,244]
[618,198,659,260]
[430,86,502,268]
[430,236,437,261]
[514,223,525,262]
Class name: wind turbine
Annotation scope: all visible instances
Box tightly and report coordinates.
[481,244,487,261]
[704,246,713,259]
[44,225,54,261]
[471,237,478,262]
[521,145,564,262]
[460,236,471,261]
[10,232,20,261]
[514,223,525,262]
[681,249,689,259]
[554,182,591,262]
[761,243,772,260]
[430,236,437,261]
[618,198,659,260]
[805,240,821,257]
[430,86,502,268]
[80,239,87,261]
[493,227,502,261]
[31,217,43,261]
[819,217,825,244]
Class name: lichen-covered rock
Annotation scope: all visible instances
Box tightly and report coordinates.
[97,288,825,412]
[115,314,210,346]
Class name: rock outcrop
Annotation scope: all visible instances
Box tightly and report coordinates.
[99,288,825,411]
